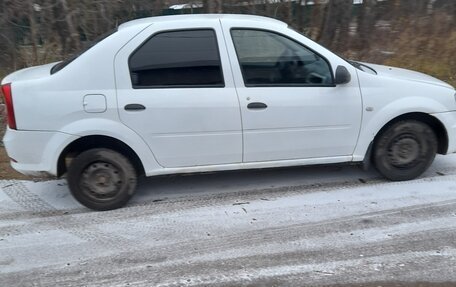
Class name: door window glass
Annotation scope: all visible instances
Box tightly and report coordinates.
[231,29,333,86]
[129,29,224,88]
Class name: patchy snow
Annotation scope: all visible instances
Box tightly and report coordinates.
[1,155,456,286]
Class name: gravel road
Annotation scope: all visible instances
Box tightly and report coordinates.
[1,155,456,286]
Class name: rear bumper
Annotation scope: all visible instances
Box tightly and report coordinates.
[3,128,79,177]
[431,111,456,154]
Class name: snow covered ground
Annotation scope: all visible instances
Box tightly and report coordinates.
[1,155,456,286]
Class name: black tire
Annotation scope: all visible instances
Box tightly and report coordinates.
[67,148,137,211]
[373,120,437,181]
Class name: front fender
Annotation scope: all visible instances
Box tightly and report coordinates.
[353,96,448,161]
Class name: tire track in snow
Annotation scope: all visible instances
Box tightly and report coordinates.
[0,182,136,251]
[2,164,456,286]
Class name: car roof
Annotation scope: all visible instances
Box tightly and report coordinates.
[118,14,287,30]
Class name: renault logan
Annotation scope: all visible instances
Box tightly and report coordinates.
[2,14,456,210]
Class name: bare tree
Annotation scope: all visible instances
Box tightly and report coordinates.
[317,0,352,50]
[0,0,454,87]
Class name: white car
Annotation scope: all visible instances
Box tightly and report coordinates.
[2,14,455,210]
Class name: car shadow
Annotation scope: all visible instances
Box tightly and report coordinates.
[132,154,456,203]
[132,163,381,203]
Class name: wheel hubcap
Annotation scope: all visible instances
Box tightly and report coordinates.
[388,135,421,168]
[81,162,123,200]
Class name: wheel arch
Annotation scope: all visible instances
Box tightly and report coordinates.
[57,135,146,177]
[371,112,448,158]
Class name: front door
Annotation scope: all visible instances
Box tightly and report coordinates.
[115,21,242,168]
[221,22,363,162]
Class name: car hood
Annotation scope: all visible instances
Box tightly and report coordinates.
[1,62,58,85]
[362,63,454,90]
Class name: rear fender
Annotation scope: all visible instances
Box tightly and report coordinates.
[60,119,162,174]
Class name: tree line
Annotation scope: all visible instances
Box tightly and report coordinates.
[0,0,454,85]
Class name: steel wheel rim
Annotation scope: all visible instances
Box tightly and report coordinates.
[80,161,125,201]
[387,133,421,169]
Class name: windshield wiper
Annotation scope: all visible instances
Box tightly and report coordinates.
[349,61,377,74]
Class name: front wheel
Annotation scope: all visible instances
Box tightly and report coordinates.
[67,148,137,211]
[373,120,437,181]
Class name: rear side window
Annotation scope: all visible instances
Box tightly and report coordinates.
[51,28,117,74]
[129,29,224,88]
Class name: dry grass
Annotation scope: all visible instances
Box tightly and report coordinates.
[359,14,456,87]
[384,26,456,87]
[0,146,28,180]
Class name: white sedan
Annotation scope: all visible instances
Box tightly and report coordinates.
[2,14,455,210]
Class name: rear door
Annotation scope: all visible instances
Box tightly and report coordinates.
[115,20,242,168]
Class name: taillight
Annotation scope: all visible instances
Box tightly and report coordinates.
[1,83,16,130]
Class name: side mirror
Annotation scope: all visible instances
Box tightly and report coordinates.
[335,65,351,85]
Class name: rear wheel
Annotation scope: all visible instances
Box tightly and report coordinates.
[373,120,437,181]
[67,148,137,211]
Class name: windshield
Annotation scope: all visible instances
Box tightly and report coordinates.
[51,28,117,74]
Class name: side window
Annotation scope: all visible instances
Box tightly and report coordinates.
[231,29,333,86]
[129,29,224,88]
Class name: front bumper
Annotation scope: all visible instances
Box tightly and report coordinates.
[3,128,79,177]
[431,111,456,154]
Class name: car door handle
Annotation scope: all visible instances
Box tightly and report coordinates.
[124,104,146,111]
[247,102,268,110]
